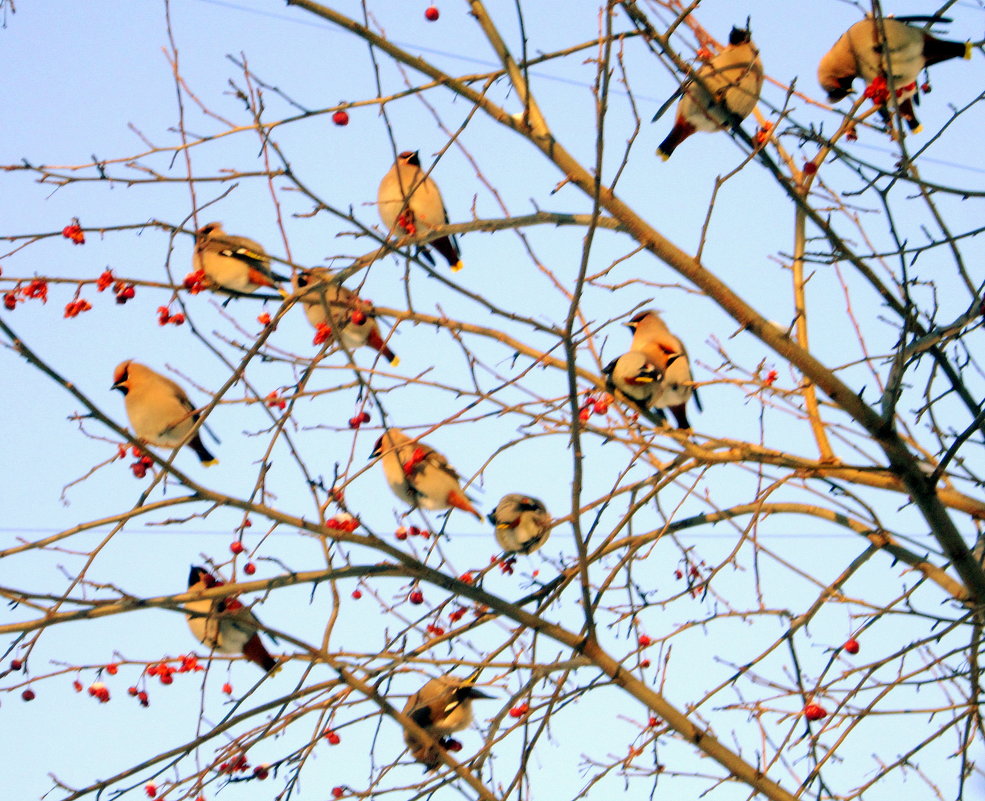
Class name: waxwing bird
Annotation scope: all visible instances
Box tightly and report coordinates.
[402,675,492,770]
[624,311,702,429]
[194,222,288,296]
[818,16,971,132]
[656,26,763,159]
[488,494,552,555]
[370,428,480,519]
[112,360,218,465]
[602,351,666,415]
[377,150,463,271]
[292,268,399,365]
[186,566,278,673]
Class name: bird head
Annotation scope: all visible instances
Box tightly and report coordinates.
[196,221,224,240]
[111,360,133,394]
[729,26,752,46]
[398,150,421,167]
[188,565,220,589]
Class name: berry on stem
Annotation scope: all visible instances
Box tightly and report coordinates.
[425,5,439,21]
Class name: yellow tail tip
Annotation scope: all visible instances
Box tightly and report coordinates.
[203,459,219,468]
[450,260,464,272]
[389,356,401,367]
[656,149,671,162]
[911,124,924,135]
[965,41,973,59]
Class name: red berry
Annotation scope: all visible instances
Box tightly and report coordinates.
[243,562,256,575]
[803,703,827,721]
[332,109,349,126]
[409,589,424,605]
[230,540,245,555]
[395,526,409,540]
[348,415,363,429]
[648,716,658,727]
[508,702,529,718]
[159,673,173,685]
[138,690,149,705]
[145,783,157,798]
[128,686,139,696]
[331,788,344,799]
[359,411,371,423]
[21,688,35,701]
[444,737,462,752]
[10,659,22,671]
[350,309,366,325]
[640,659,651,668]
[578,407,591,422]
[424,5,439,21]
[843,639,860,654]
[106,663,118,675]
[257,312,271,326]
[351,589,362,599]
[73,680,84,692]
[4,292,17,310]
[803,161,818,176]
[253,765,269,780]
[222,682,233,695]
[638,634,652,648]
[325,730,341,745]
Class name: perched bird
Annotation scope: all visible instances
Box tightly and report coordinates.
[370,428,480,519]
[656,26,764,159]
[112,360,218,465]
[402,675,492,770]
[602,351,666,414]
[818,16,971,132]
[194,222,288,296]
[185,566,278,673]
[291,268,399,365]
[488,494,552,555]
[624,311,702,429]
[377,150,462,271]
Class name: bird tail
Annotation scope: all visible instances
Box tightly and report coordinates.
[923,34,972,67]
[447,490,481,520]
[243,634,278,673]
[432,236,463,272]
[656,119,696,160]
[366,328,400,366]
[190,434,219,467]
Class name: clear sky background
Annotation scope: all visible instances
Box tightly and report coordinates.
[2,1,984,799]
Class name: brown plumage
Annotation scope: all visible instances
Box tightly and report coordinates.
[111,360,217,465]
[194,222,287,296]
[402,676,492,770]
[377,151,462,271]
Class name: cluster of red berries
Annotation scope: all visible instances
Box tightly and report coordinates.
[754,123,773,146]
[696,46,713,61]
[348,410,371,429]
[763,369,778,386]
[578,393,611,422]
[313,322,333,345]
[395,525,430,540]
[492,554,516,575]
[4,278,50,310]
[508,702,529,718]
[326,513,359,533]
[145,654,203,686]
[96,269,114,292]
[218,753,250,774]
[323,728,342,745]
[121,445,155,479]
[157,306,185,326]
[114,280,136,304]
[87,681,111,703]
[63,297,93,317]
[803,702,827,721]
[127,685,151,706]
[183,269,207,294]
[448,606,467,623]
[265,390,287,411]
[62,223,86,245]
[426,622,445,636]
[396,210,418,237]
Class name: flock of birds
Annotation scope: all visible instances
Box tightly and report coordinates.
[106,15,974,769]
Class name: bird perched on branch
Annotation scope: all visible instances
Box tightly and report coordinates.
[111,360,218,465]
[291,268,399,365]
[818,16,971,132]
[488,494,552,555]
[603,351,667,416]
[193,222,288,296]
[655,26,764,159]
[624,311,701,429]
[402,674,492,770]
[185,566,278,673]
[370,428,480,519]
[377,150,462,271]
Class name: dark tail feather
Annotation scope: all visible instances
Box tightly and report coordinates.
[669,404,691,430]
[367,328,399,365]
[243,634,277,673]
[657,118,696,160]
[922,34,971,68]
[897,98,921,131]
[432,236,462,271]
[693,387,703,413]
[189,434,218,466]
